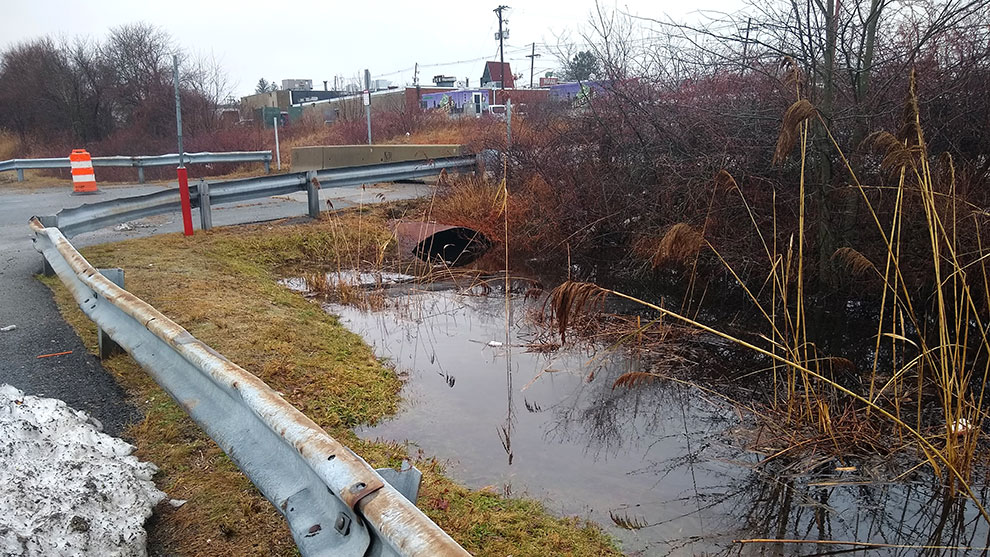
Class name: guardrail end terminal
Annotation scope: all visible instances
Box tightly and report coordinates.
[36,215,58,276]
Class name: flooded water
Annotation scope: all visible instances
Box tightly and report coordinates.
[304,279,990,555]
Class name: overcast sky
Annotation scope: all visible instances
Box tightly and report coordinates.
[1,0,744,97]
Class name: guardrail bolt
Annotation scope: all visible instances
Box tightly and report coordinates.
[334,513,351,536]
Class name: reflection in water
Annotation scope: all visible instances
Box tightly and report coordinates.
[502,282,514,468]
[325,285,990,555]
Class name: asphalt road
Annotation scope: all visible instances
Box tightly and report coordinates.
[0,177,430,436]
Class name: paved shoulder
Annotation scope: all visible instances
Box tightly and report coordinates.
[0,178,428,436]
[0,186,148,436]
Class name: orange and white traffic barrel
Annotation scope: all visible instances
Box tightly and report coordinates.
[69,149,99,194]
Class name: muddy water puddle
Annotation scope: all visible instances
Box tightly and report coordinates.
[293,277,989,555]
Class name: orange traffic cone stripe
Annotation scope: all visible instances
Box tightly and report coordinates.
[69,149,99,193]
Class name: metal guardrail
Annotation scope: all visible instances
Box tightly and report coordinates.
[46,155,479,238]
[30,220,469,556]
[1,151,273,183]
[29,155,479,555]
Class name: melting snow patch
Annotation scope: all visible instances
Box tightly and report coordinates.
[0,384,165,556]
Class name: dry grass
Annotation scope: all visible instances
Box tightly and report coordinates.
[278,114,494,172]
[41,210,618,556]
[0,129,18,160]
[395,120,484,146]
[423,174,555,266]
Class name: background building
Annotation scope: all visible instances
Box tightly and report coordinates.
[281,79,313,91]
[480,62,514,88]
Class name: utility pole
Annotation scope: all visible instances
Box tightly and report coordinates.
[494,5,509,91]
[172,54,193,236]
[413,62,421,107]
[173,56,184,167]
[363,69,372,144]
[742,17,753,70]
[526,42,540,88]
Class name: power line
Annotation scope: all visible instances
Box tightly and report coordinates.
[371,45,534,81]
[359,33,668,82]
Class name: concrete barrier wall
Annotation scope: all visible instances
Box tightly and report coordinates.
[291,145,465,172]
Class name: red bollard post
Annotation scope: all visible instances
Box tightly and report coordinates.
[177,167,194,236]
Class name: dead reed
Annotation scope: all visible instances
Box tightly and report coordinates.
[651,223,704,268]
[304,271,386,311]
[830,247,877,278]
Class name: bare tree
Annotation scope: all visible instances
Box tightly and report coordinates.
[0,23,233,152]
[184,52,233,132]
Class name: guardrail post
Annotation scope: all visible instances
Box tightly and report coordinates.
[197,179,213,231]
[264,160,271,174]
[306,171,320,219]
[97,268,125,359]
[138,167,145,184]
[475,153,485,176]
[375,461,422,504]
[17,169,24,182]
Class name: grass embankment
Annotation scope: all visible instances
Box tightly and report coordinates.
[43,211,618,556]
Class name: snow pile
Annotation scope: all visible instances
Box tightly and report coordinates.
[0,384,165,556]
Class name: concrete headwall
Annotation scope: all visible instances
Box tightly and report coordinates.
[290,144,465,172]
